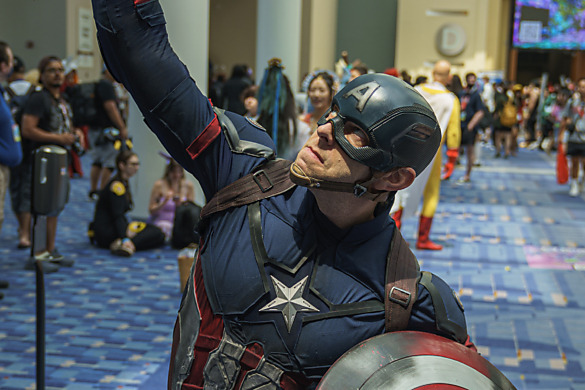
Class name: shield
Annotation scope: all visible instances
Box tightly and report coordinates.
[317,331,517,390]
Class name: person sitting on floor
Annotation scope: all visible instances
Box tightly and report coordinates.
[148,156,200,248]
[89,150,165,256]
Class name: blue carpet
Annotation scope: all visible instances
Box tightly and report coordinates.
[1,144,585,390]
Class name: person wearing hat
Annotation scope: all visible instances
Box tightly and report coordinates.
[91,1,476,388]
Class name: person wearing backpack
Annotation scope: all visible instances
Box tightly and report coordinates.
[87,67,129,200]
[5,56,37,118]
[493,81,517,159]
[4,55,38,249]
[16,55,84,267]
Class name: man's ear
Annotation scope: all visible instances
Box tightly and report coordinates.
[371,167,416,192]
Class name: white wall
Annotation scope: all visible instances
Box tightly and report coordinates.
[0,0,67,75]
[256,0,303,90]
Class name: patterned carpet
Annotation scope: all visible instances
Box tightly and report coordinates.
[1,143,585,389]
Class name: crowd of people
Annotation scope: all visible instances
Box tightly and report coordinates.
[207,55,585,203]
[0,40,204,283]
[6,0,578,384]
[2,36,585,289]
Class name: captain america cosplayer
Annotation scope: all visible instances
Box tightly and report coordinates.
[91,1,475,388]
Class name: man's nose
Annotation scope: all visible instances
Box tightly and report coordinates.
[316,121,335,146]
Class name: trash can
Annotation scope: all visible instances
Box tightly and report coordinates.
[32,145,69,216]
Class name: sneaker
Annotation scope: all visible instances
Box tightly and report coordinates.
[50,248,64,261]
[35,250,75,267]
[569,181,580,197]
[25,254,60,273]
[51,249,75,267]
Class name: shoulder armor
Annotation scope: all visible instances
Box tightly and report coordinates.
[110,181,126,196]
[213,107,275,159]
[419,271,468,344]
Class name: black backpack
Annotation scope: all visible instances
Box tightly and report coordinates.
[171,201,202,249]
[65,82,99,127]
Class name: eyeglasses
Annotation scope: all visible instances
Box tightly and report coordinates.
[44,67,65,74]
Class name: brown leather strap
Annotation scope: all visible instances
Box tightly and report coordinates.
[384,228,421,333]
[200,159,296,220]
[289,162,389,202]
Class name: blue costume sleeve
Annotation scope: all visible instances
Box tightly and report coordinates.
[92,0,275,200]
[409,271,469,344]
[0,89,22,167]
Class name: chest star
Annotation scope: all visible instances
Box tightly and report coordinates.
[259,275,319,332]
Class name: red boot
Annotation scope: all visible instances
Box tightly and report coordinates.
[442,148,459,180]
[416,216,443,250]
[391,208,403,230]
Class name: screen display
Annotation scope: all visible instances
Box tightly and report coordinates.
[512,0,585,50]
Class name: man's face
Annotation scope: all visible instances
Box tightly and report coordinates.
[0,46,14,79]
[466,75,476,88]
[40,60,65,89]
[294,112,371,184]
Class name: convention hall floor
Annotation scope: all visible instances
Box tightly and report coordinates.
[1,144,584,390]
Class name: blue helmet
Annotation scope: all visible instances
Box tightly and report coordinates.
[326,73,440,175]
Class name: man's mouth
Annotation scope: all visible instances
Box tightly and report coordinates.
[307,146,324,163]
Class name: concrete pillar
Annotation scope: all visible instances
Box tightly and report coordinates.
[306,0,338,75]
[256,0,303,91]
[128,0,209,219]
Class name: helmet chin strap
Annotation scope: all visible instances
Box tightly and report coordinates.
[289,162,389,202]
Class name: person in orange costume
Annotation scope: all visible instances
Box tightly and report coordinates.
[391,60,461,250]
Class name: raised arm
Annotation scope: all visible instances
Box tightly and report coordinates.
[92,0,211,158]
[91,0,275,199]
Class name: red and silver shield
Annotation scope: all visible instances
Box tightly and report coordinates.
[317,331,516,390]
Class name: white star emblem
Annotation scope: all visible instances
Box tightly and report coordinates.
[259,275,319,332]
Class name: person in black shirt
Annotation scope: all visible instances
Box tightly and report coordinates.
[90,150,165,256]
[221,64,252,115]
[18,55,84,267]
[88,68,129,199]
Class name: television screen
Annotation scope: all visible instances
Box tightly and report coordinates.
[512,0,585,50]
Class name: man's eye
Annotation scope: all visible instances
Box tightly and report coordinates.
[344,126,369,147]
